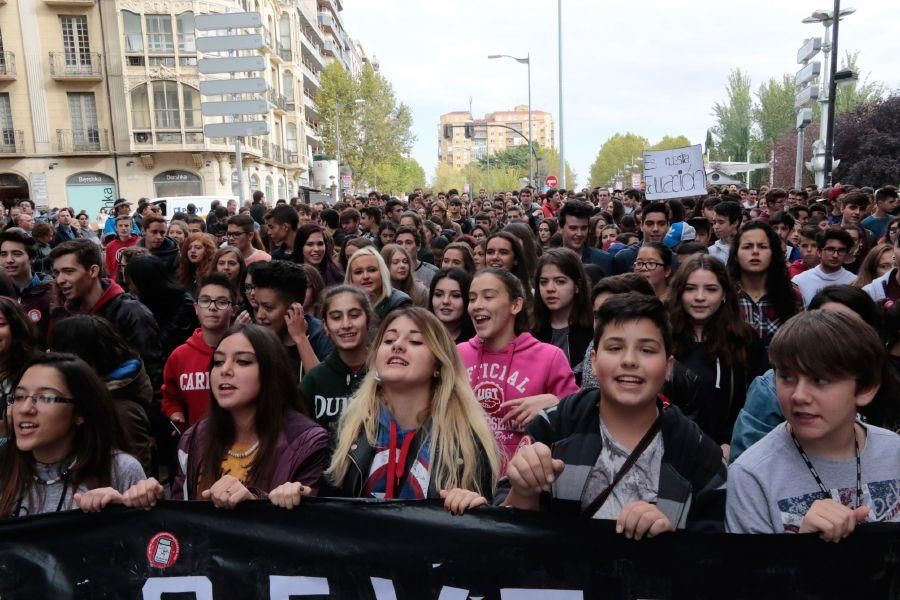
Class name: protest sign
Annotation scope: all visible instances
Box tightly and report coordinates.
[643,144,707,200]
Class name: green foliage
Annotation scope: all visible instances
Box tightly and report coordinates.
[833,51,886,116]
[754,74,798,148]
[373,156,426,195]
[469,144,577,190]
[430,163,522,195]
[649,135,693,151]
[711,68,754,162]
[315,63,416,190]
[588,132,648,188]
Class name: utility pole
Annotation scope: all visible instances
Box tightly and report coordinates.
[558,0,565,189]
[822,0,841,189]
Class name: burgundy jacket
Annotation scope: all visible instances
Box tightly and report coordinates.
[172,409,330,500]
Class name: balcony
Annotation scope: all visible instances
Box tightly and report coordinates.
[301,63,319,89]
[44,0,95,5]
[284,150,299,165]
[56,128,109,153]
[49,52,103,80]
[260,26,273,53]
[261,139,271,159]
[0,52,15,80]
[0,130,24,154]
[303,94,319,118]
[268,87,287,114]
[317,13,335,33]
[300,35,324,69]
[271,143,283,163]
[285,94,296,112]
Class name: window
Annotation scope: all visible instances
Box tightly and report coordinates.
[146,15,174,53]
[0,94,14,149]
[286,124,297,153]
[265,177,274,203]
[176,12,195,53]
[127,56,146,67]
[249,174,260,191]
[278,179,286,201]
[68,93,99,148]
[123,11,143,52]
[182,85,199,128]
[130,84,151,129]
[149,56,175,67]
[60,16,90,65]
[152,81,179,128]
[283,72,294,105]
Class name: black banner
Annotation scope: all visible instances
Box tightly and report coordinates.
[0,499,898,599]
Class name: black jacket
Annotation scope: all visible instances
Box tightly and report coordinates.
[156,291,200,360]
[534,322,593,386]
[146,236,180,275]
[374,288,412,323]
[497,388,727,531]
[250,201,266,225]
[50,279,163,388]
[323,425,495,501]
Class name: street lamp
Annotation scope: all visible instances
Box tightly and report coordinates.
[802,5,855,189]
[488,53,532,188]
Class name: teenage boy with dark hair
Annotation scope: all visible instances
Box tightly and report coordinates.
[861,186,899,240]
[395,225,439,286]
[502,293,726,538]
[687,217,711,246]
[558,200,614,274]
[360,206,381,241]
[0,228,53,343]
[162,273,237,430]
[727,310,900,538]
[709,200,741,263]
[384,198,404,224]
[791,229,856,307]
[250,189,267,225]
[613,202,670,274]
[839,190,870,228]
[251,261,333,377]
[790,225,821,278]
[49,239,162,384]
[139,214,180,274]
[265,205,300,260]
[769,211,802,263]
[340,208,361,239]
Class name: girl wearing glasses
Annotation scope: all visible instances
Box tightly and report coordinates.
[120,324,329,509]
[634,242,673,303]
[668,255,767,455]
[0,353,145,516]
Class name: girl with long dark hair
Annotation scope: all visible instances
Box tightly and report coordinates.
[669,255,767,450]
[0,353,144,516]
[429,268,475,344]
[293,224,344,286]
[121,324,330,509]
[727,221,803,348]
[532,248,593,385]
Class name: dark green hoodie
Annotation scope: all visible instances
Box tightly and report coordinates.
[298,350,367,432]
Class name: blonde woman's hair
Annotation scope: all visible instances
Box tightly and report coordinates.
[345,245,392,305]
[326,307,502,496]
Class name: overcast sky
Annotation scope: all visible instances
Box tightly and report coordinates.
[342,1,900,189]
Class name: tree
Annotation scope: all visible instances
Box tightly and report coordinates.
[833,51,886,116]
[754,74,797,150]
[649,135,693,151]
[536,146,577,190]
[374,156,426,195]
[833,94,900,187]
[711,68,754,162]
[473,144,576,190]
[315,63,416,190]
[588,133,648,188]
[430,163,521,195]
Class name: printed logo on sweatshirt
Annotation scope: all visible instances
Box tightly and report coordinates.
[179,372,210,391]
[777,479,900,532]
[27,309,41,323]
[465,362,531,394]
[314,395,348,421]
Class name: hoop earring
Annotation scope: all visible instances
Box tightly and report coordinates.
[373,371,382,382]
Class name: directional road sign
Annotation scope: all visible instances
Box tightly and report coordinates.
[195,12,262,31]
[794,85,819,109]
[203,120,270,138]
[201,99,268,117]
[797,38,822,64]
[196,34,263,53]
[795,61,821,86]
[199,77,267,96]
[198,56,266,74]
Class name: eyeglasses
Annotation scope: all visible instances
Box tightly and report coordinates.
[243,283,255,293]
[197,296,234,309]
[225,231,247,239]
[821,247,849,256]
[634,261,665,271]
[7,393,75,406]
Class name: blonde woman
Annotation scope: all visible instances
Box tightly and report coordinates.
[345,246,411,322]
[381,244,428,307]
[269,307,502,514]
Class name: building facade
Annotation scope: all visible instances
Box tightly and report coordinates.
[0,0,368,217]
[438,105,555,171]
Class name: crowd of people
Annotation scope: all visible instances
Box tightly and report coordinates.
[0,182,898,543]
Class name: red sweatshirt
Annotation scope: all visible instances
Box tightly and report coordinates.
[104,234,140,278]
[161,329,214,424]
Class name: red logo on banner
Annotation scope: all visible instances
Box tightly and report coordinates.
[146,532,180,569]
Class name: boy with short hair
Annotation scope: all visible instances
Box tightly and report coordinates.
[789,226,821,278]
[502,293,726,538]
[791,229,856,307]
[861,186,899,240]
[105,215,140,278]
[251,261,333,377]
[727,310,900,539]
[709,201,741,263]
[0,228,53,343]
[162,273,237,428]
[265,205,300,261]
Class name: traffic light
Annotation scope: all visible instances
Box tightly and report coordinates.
[442,124,452,139]
[464,123,474,139]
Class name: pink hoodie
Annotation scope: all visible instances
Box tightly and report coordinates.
[457,332,579,460]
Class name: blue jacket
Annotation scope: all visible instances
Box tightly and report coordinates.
[580,246,614,276]
[728,369,784,464]
[306,314,334,361]
[102,216,141,241]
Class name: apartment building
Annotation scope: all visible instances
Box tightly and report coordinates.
[438,105,555,171]
[0,0,368,217]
